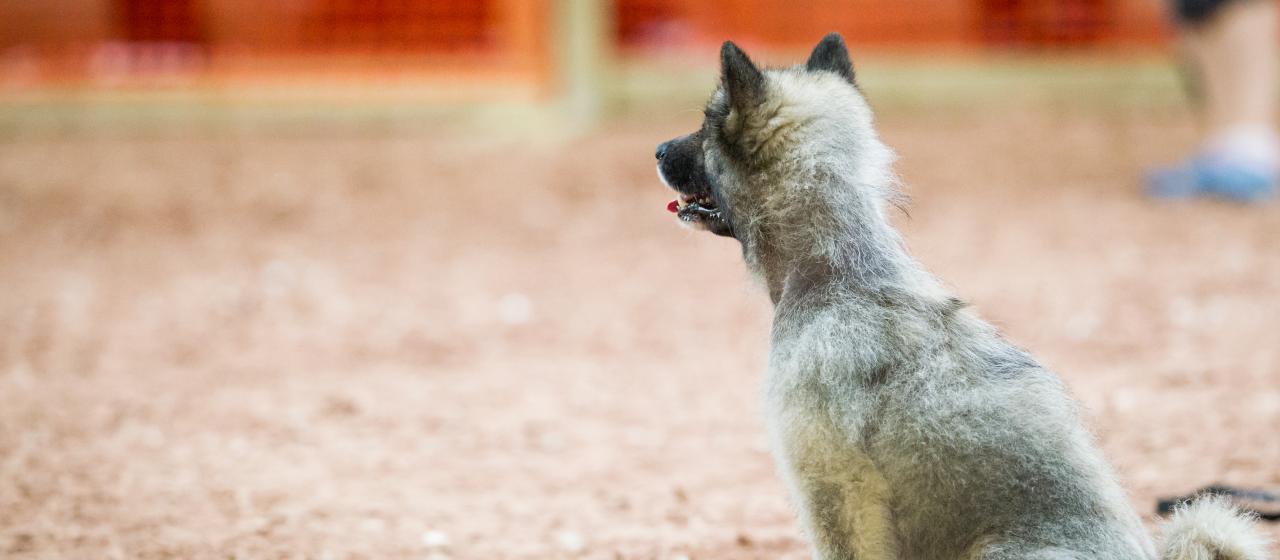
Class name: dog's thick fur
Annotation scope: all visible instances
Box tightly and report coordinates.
[656,34,1269,560]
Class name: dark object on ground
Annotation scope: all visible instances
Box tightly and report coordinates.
[1158,485,1280,521]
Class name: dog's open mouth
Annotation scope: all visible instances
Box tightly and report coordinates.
[656,164,732,237]
[667,193,722,226]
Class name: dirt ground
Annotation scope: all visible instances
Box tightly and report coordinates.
[1,100,1278,559]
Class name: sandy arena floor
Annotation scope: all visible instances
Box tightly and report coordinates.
[0,101,1277,559]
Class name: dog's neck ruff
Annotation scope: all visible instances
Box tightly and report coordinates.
[736,167,946,310]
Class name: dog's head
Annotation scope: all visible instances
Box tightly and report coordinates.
[657,33,889,248]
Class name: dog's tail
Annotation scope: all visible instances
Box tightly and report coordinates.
[1161,495,1270,560]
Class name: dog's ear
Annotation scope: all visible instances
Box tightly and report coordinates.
[720,41,765,114]
[806,33,855,85]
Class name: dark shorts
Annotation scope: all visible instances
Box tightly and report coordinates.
[1173,0,1239,24]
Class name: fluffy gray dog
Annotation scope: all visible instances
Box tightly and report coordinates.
[655,33,1269,560]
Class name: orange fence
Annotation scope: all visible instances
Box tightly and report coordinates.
[0,0,550,89]
[615,0,1169,51]
[0,0,1172,91]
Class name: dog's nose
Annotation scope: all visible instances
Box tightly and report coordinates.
[655,142,669,161]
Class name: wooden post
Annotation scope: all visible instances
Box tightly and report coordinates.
[553,0,610,128]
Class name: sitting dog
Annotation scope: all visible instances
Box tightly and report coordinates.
[655,33,1268,560]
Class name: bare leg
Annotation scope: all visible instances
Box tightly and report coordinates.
[1149,0,1279,201]
[1183,0,1277,134]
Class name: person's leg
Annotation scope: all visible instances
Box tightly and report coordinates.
[1193,0,1276,135]
[1149,0,1278,202]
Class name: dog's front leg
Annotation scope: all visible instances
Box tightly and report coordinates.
[788,473,858,559]
[776,447,899,559]
[773,447,896,557]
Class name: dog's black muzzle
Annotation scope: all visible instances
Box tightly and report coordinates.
[656,132,710,196]
[656,132,734,238]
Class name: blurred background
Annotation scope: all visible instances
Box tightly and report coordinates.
[1,1,1277,559]
[0,0,1176,117]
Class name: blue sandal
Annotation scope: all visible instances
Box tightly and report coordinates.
[1146,155,1276,203]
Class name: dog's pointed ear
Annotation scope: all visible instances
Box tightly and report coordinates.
[806,33,855,85]
[720,41,764,114]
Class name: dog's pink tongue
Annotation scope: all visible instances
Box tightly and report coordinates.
[667,200,679,213]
